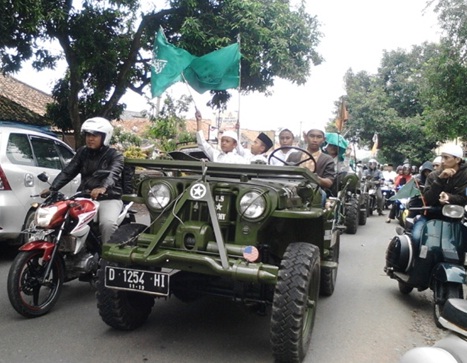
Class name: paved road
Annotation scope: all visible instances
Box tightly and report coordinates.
[0,212,443,363]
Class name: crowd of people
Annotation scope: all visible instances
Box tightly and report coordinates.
[195,114,467,230]
[49,112,464,245]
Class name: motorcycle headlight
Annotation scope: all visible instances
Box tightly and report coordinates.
[147,183,172,210]
[239,191,266,220]
[34,206,58,228]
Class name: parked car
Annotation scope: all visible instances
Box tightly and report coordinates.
[0,121,79,245]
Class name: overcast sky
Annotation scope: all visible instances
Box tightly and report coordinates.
[15,0,441,136]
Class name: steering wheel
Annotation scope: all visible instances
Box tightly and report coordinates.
[268,146,317,169]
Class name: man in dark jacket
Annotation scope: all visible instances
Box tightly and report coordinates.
[42,117,124,243]
[411,144,467,242]
[424,145,467,207]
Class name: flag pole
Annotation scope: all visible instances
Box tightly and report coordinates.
[236,33,241,141]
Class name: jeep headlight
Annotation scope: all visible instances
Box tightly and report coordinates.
[239,191,266,220]
[147,183,172,210]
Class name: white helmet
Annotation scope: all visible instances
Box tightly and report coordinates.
[81,117,113,146]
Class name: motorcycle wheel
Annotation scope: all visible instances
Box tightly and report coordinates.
[271,243,320,363]
[7,250,65,318]
[433,281,463,328]
[96,223,154,330]
[19,209,36,245]
[344,198,359,235]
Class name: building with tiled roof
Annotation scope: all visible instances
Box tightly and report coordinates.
[0,74,53,125]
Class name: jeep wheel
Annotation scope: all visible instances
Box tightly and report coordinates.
[320,233,340,296]
[96,224,154,330]
[344,197,358,234]
[271,243,320,363]
[358,195,368,226]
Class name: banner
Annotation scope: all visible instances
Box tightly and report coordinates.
[371,133,379,156]
[183,43,241,94]
[151,29,196,97]
[335,100,349,133]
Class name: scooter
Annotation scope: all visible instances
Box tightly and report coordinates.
[400,298,467,362]
[385,204,467,327]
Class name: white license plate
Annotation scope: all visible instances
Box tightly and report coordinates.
[105,266,169,296]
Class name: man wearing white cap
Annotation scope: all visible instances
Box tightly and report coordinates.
[410,144,467,244]
[424,144,467,207]
[300,127,335,189]
[432,155,442,171]
[196,113,246,165]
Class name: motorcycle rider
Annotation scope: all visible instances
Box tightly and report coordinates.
[424,144,467,208]
[414,161,433,188]
[363,159,385,215]
[411,144,467,242]
[41,117,124,244]
[432,155,442,171]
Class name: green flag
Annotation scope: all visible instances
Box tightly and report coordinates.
[183,43,240,94]
[151,29,196,97]
[389,178,421,201]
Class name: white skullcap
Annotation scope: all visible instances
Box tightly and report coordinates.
[221,130,238,142]
[441,144,464,158]
[432,156,442,164]
[306,126,326,136]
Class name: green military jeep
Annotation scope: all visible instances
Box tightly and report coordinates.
[96,151,341,363]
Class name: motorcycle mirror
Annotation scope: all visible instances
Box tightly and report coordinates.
[442,204,464,219]
[37,172,50,183]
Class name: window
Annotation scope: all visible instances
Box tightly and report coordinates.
[6,133,34,166]
[56,143,75,166]
[30,136,62,169]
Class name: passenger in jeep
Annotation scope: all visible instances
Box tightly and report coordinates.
[237,132,274,163]
[300,127,336,189]
[195,110,245,164]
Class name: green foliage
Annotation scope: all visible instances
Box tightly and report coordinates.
[146,94,195,152]
[112,126,143,147]
[336,46,439,167]
[0,0,321,145]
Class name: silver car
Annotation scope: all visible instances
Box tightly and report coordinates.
[0,123,79,244]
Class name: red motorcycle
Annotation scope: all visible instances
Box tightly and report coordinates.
[7,172,136,318]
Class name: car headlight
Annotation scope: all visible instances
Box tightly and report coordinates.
[147,183,172,210]
[239,191,266,220]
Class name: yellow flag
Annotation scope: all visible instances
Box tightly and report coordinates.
[335,100,349,132]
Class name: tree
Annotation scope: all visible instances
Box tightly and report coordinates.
[146,94,195,152]
[0,0,322,146]
[420,0,467,140]
[336,44,439,167]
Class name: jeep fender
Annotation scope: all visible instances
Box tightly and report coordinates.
[432,263,467,285]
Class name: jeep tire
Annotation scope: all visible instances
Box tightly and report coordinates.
[271,243,320,363]
[358,195,368,225]
[96,224,154,330]
[320,232,340,296]
[344,197,359,234]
